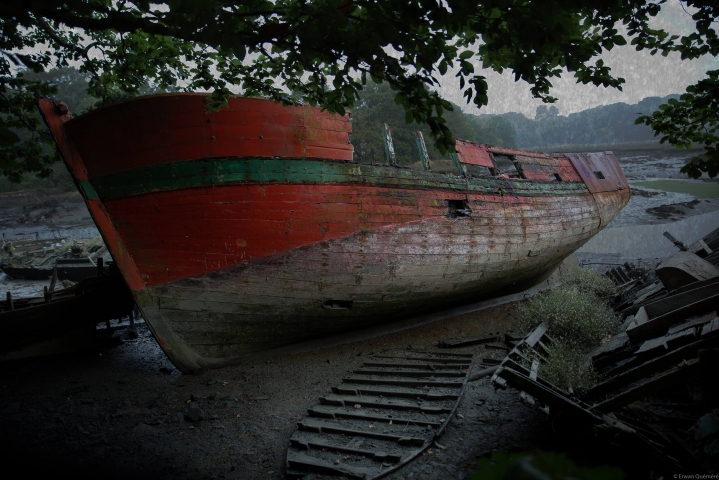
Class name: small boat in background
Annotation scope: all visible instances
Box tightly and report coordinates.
[0,262,135,360]
[39,94,630,373]
[0,236,110,281]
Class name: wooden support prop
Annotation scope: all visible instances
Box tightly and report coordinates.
[414,131,430,171]
[6,291,13,311]
[448,152,463,175]
[591,358,699,413]
[627,279,719,322]
[617,267,631,284]
[97,257,104,277]
[525,323,548,348]
[381,123,396,166]
[626,293,719,342]
[585,335,719,401]
[497,367,600,423]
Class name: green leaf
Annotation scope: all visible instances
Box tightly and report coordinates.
[438,61,448,76]
[0,121,20,147]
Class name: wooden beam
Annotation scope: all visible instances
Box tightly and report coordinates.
[591,359,699,413]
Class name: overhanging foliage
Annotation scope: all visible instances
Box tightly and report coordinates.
[1,1,718,181]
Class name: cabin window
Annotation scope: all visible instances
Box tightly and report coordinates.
[464,164,493,177]
[553,173,562,182]
[431,159,461,174]
[324,300,353,309]
[446,199,471,218]
[491,154,522,178]
[594,171,605,180]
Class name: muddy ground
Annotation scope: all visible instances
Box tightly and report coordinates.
[0,301,646,480]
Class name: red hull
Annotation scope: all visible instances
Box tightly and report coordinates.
[39,94,630,373]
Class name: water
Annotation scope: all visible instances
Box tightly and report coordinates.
[577,148,719,267]
[608,149,719,228]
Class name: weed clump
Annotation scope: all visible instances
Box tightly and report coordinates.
[533,343,602,392]
[518,267,620,391]
[561,267,615,298]
[519,287,619,350]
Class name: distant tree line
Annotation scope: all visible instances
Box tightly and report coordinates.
[351,81,675,165]
[470,95,679,150]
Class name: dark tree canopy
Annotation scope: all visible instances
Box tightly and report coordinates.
[1,1,719,181]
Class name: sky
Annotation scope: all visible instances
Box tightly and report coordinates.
[438,1,719,119]
[16,0,717,120]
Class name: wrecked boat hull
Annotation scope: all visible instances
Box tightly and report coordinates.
[39,94,630,373]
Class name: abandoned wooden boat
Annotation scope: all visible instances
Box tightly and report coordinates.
[0,263,135,359]
[1,237,109,281]
[39,94,630,373]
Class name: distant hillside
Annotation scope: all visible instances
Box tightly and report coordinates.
[469,95,679,149]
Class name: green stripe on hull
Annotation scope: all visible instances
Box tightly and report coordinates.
[90,157,590,201]
[79,180,99,199]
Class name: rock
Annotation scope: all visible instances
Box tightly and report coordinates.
[705,438,719,456]
[185,403,205,423]
[693,411,719,442]
[169,412,184,424]
[132,423,158,438]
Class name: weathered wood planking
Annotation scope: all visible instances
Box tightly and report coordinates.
[102,180,604,286]
[145,187,618,360]
[63,94,353,177]
[39,93,630,373]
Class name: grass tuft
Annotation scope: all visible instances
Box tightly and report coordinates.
[518,267,621,391]
[519,287,619,350]
[561,267,615,298]
[534,343,602,392]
